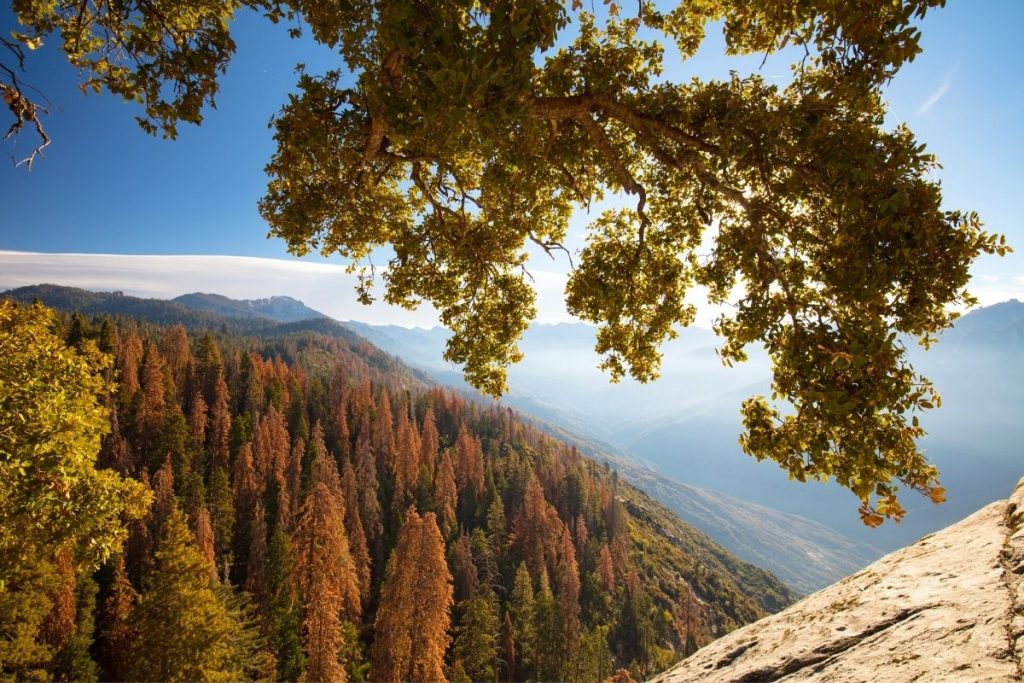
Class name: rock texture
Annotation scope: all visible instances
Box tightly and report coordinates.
[652,477,1024,682]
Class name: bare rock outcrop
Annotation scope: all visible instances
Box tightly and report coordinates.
[652,477,1024,682]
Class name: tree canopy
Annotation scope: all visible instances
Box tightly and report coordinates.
[4,0,1010,523]
[0,301,149,579]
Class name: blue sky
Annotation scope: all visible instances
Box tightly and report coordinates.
[1,2,1023,323]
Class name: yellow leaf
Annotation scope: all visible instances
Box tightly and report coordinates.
[12,32,43,50]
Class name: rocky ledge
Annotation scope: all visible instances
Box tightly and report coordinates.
[652,477,1024,682]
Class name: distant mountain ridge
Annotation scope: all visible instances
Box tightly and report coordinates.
[172,292,327,322]
[3,283,239,327]
[1,284,428,385]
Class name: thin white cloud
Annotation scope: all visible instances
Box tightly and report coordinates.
[0,251,436,327]
[0,250,582,327]
[915,65,957,117]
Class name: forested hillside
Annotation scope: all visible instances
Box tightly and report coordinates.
[0,296,794,681]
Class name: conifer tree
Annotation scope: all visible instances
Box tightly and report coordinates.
[450,531,479,604]
[157,405,190,487]
[556,525,582,662]
[232,442,260,580]
[508,563,536,682]
[266,527,306,682]
[392,409,421,506]
[451,590,499,683]
[40,550,77,657]
[99,408,133,476]
[419,407,440,479]
[132,343,167,458]
[286,435,305,527]
[294,479,360,682]
[245,501,269,602]
[471,528,500,596]
[485,495,507,561]
[533,569,561,683]
[573,626,615,683]
[338,620,369,683]
[675,583,705,657]
[208,374,232,471]
[510,476,560,578]
[500,610,516,683]
[117,330,143,403]
[371,391,395,476]
[207,466,235,581]
[332,398,351,463]
[195,334,223,396]
[370,510,453,683]
[124,507,269,681]
[51,572,100,683]
[161,324,191,400]
[150,458,176,535]
[454,425,485,500]
[598,545,616,595]
[435,449,458,540]
[353,420,383,565]
[187,389,208,452]
[192,503,217,576]
[341,459,372,598]
[97,556,136,682]
[307,423,342,499]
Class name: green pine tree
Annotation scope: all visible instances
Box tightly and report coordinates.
[508,563,535,682]
[124,507,271,681]
[572,625,615,683]
[266,527,305,682]
[452,590,499,683]
[533,570,561,683]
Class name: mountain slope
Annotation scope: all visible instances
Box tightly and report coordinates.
[1,286,797,650]
[348,304,1024,557]
[344,320,883,593]
[652,476,1024,682]
[599,462,881,596]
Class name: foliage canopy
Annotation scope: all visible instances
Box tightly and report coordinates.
[0,301,149,580]
[5,0,1011,522]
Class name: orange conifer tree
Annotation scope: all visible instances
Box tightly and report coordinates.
[294,480,360,683]
[370,509,453,683]
[341,459,372,598]
[434,449,458,539]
